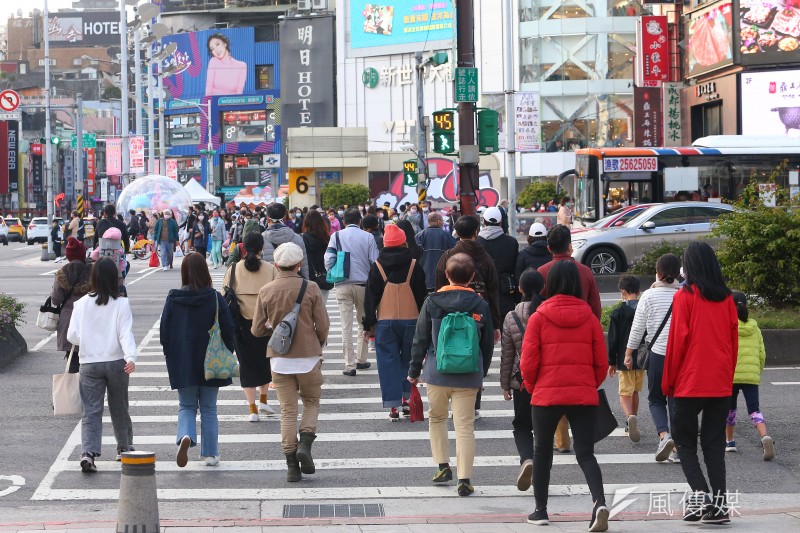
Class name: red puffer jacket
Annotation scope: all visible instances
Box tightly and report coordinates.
[520,294,607,406]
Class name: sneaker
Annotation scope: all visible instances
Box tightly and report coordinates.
[80,453,96,473]
[456,481,474,497]
[700,506,731,525]
[762,435,775,461]
[627,415,640,443]
[356,361,372,370]
[516,459,533,491]
[557,447,571,454]
[401,398,411,418]
[115,446,135,461]
[669,450,681,463]
[368,338,375,351]
[204,455,220,467]
[474,410,481,420]
[259,402,277,416]
[249,412,260,423]
[683,491,710,522]
[655,435,675,462]
[176,435,191,468]
[725,440,737,452]
[342,369,357,376]
[389,407,400,421]
[589,501,610,532]
[527,508,549,525]
[162,266,169,271]
[432,466,453,483]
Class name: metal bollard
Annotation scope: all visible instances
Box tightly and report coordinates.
[116,451,160,533]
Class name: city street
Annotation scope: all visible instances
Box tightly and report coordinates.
[1,243,800,529]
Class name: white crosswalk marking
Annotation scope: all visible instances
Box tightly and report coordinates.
[33,268,691,503]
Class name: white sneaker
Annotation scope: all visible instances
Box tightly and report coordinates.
[203,456,219,466]
[162,266,169,271]
[259,402,277,416]
[248,412,259,422]
[656,435,675,462]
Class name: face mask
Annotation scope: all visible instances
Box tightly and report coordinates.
[164,214,171,219]
[392,216,399,222]
[337,210,344,217]
[198,216,204,221]
[423,207,429,212]
[410,208,418,214]
[567,202,573,208]
[295,213,301,218]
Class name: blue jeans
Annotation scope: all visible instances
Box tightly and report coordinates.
[177,386,219,458]
[375,319,415,408]
[647,350,675,436]
[158,240,173,268]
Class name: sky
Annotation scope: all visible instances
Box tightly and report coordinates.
[3,0,95,23]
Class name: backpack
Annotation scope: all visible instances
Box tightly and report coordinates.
[268,280,308,355]
[436,311,480,374]
[223,263,241,320]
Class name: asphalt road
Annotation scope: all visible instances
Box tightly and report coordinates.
[1,242,799,524]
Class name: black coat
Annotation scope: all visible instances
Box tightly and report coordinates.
[515,240,552,280]
[160,287,236,389]
[362,246,428,331]
[478,229,520,318]
[302,231,330,281]
[193,220,211,249]
[96,216,131,253]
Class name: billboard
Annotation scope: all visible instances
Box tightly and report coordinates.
[349,1,455,57]
[106,137,122,176]
[735,0,800,65]
[741,69,800,136]
[280,16,336,128]
[161,27,256,100]
[685,1,734,78]
[636,16,670,87]
[47,11,121,47]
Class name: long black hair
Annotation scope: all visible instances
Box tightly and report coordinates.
[546,260,583,299]
[90,257,120,306]
[682,241,731,302]
[732,291,749,322]
[519,268,544,317]
[243,231,264,272]
[397,219,422,259]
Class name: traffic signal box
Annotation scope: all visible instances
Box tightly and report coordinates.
[403,159,418,187]
[477,109,499,154]
[432,110,456,155]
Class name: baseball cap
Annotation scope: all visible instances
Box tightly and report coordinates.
[529,222,547,237]
[483,206,503,225]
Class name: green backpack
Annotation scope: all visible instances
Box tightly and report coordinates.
[436,312,480,374]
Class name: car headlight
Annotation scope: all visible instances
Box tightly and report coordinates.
[572,239,587,249]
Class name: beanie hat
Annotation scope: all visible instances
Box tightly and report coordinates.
[273,242,304,268]
[383,224,407,248]
[65,237,86,262]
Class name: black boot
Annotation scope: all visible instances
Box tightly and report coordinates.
[285,453,302,482]
[296,431,317,474]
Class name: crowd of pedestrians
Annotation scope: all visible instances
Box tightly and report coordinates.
[50,196,775,532]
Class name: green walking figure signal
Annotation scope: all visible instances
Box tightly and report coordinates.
[403,160,418,187]
[432,110,456,155]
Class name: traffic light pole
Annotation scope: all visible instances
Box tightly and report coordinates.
[504,0,517,234]
[456,0,477,216]
[45,0,54,258]
[415,52,427,199]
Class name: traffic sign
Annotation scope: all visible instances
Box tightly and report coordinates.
[0,112,20,121]
[0,90,20,112]
[71,132,97,149]
[455,67,479,103]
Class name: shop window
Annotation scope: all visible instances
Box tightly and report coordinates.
[607,36,635,80]
[222,110,267,143]
[167,113,202,147]
[256,65,274,90]
[317,171,342,191]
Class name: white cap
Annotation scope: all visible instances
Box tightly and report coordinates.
[477,205,487,213]
[273,242,304,268]
[483,206,503,225]
[529,222,547,237]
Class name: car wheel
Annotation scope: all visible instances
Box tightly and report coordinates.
[27,239,33,245]
[585,248,622,275]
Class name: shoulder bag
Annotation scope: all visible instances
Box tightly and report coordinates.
[222,263,241,320]
[325,232,350,284]
[593,389,618,443]
[37,287,74,332]
[637,304,673,369]
[204,294,240,380]
[268,280,309,355]
[52,347,82,416]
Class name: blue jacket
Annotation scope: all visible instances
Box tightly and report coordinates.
[415,227,457,290]
[153,218,179,243]
[160,287,236,389]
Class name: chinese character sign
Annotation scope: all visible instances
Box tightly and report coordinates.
[105,137,122,176]
[741,69,800,135]
[634,87,662,147]
[662,82,682,146]
[280,16,336,129]
[636,16,670,87]
[514,92,542,152]
[0,122,8,194]
[129,136,145,173]
[86,148,96,196]
[166,159,178,180]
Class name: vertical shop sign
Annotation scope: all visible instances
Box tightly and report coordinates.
[105,137,122,175]
[636,16,670,87]
[8,121,18,193]
[0,122,8,194]
[166,159,178,180]
[514,92,542,152]
[86,148,96,196]
[129,136,145,174]
[32,153,43,195]
[279,16,336,128]
[662,82,682,147]
[64,148,74,200]
[634,87,662,147]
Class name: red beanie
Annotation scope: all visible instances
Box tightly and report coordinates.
[65,237,86,262]
[383,224,407,248]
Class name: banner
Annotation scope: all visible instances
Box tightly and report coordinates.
[64,148,74,200]
[634,87,662,147]
[280,16,336,128]
[636,16,670,87]
[105,137,122,175]
[514,92,542,152]
[129,136,145,173]
[32,154,43,195]
[7,121,18,193]
[166,158,178,180]
[86,148,96,196]
[741,69,800,136]
[662,82,682,146]
[0,122,7,194]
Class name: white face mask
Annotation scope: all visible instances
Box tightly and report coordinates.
[337,210,344,217]
[392,216,399,222]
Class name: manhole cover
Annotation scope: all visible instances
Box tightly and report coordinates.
[282,503,385,518]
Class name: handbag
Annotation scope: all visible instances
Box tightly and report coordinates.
[593,389,618,443]
[500,272,517,295]
[149,250,160,267]
[203,294,240,380]
[325,232,350,284]
[37,288,73,332]
[52,347,82,416]
[408,384,424,422]
[637,304,673,369]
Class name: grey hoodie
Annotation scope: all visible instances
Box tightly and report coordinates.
[261,222,309,279]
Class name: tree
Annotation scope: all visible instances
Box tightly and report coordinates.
[320,183,371,209]
[517,180,561,209]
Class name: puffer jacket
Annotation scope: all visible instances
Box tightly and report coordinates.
[500,298,541,391]
[734,319,766,385]
[51,261,93,352]
[520,294,606,406]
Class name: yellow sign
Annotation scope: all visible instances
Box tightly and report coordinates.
[288,168,313,194]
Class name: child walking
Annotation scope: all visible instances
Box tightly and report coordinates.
[607,276,645,443]
[726,292,775,461]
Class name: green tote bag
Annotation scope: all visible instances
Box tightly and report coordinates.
[204,294,240,380]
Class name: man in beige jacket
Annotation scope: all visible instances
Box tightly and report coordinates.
[251,242,330,482]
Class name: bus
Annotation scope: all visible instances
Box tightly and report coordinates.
[572,136,800,222]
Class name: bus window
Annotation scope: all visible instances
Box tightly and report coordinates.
[575,173,597,221]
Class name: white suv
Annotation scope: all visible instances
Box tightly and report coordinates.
[27,217,63,245]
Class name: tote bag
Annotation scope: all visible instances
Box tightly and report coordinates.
[204,295,240,380]
[52,348,82,416]
[37,296,60,332]
[593,389,618,443]
[325,232,350,284]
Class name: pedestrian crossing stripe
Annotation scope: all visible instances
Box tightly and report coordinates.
[127,369,504,378]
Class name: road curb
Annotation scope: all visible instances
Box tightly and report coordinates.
[0,326,27,370]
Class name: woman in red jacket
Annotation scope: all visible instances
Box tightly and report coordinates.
[663,242,738,525]
[520,260,609,532]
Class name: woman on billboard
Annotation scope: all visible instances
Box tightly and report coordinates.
[205,33,247,96]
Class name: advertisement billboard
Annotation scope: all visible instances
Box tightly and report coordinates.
[8,121,18,193]
[685,1,734,78]
[161,27,256,100]
[0,122,7,195]
[735,0,800,65]
[106,138,122,176]
[349,1,455,57]
[279,16,336,128]
[741,69,800,136]
[633,87,662,147]
[47,11,121,47]
[636,16,670,87]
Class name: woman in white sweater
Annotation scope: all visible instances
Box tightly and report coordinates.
[67,257,137,473]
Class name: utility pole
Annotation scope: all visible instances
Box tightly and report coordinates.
[504,0,517,234]
[158,72,166,173]
[134,28,143,153]
[44,0,54,257]
[456,0,477,216]
[76,93,84,201]
[415,51,427,201]
[119,0,130,179]
[147,46,155,173]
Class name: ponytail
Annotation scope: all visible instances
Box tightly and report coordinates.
[242,232,264,273]
[732,291,749,322]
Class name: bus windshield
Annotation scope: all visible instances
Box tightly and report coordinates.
[575,154,596,222]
